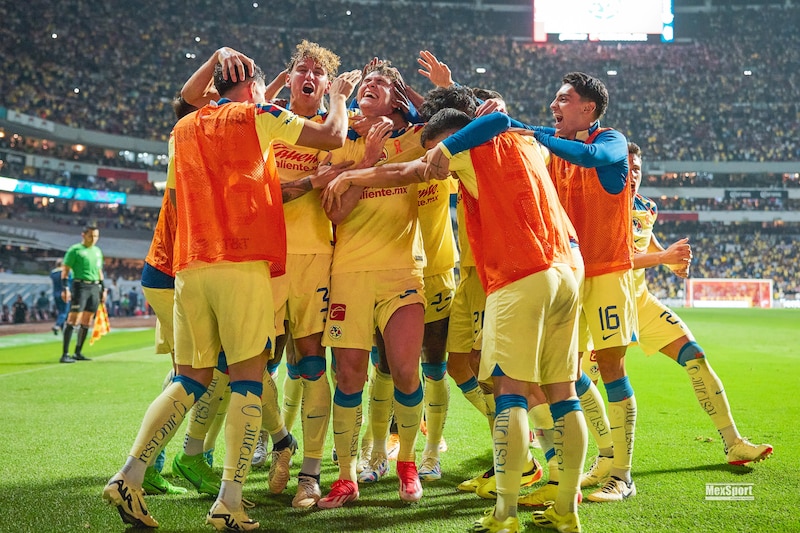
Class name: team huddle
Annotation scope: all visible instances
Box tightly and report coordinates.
[101,42,773,533]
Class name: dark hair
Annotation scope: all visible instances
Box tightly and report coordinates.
[172,93,198,120]
[83,225,98,233]
[628,141,642,158]
[213,63,265,97]
[420,85,478,121]
[471,87,503,102]
[562,72,609,120]
[420,108,473,147]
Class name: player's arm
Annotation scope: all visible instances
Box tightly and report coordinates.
[181,47,255,107]
[265,69,289,102]
[293,70,362,151]
[633,236,692,277]
[281,154,354,203]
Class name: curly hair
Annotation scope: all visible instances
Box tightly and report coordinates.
[287,40,340,77]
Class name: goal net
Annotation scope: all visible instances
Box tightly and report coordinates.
[684,278,773,309]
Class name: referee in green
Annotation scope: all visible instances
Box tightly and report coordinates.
[60,226,106,363]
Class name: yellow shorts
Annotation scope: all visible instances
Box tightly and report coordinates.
[174,261,275,368]
[272,253,331,338]
[142,286,174,354]
[580,269,638,352]
[324,269,425,351]
[445,266,486,353]
[423,270,456,324]
[580,349,601,382]
[634,289,691,355]
[479,264,579,385]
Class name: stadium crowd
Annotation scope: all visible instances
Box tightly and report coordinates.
[1,1,798,163]
[645,221,799,299]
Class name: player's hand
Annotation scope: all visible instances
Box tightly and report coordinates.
[662,237,692,264]
[392,77,412,116]
[422,145,450,181]
[362,57,383,79]
[310,153,354,189]
[216,47,255,82]
[417,50,453,88]
[330,70,362,99]
[270,97,289,109]
[351,115,393,137]
[362,121,393,165]
[476,98,507,117]
[662,237,692,277]
[321,174,354,212]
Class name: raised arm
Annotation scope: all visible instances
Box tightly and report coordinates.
[181,47,255,107]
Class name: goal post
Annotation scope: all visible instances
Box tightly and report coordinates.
[684,278,773,309]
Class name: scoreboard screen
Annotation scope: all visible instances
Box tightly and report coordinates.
[533,0,674,42]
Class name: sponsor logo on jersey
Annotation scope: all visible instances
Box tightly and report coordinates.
[329,303,346,321]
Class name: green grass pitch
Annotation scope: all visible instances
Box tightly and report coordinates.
[1,308,797,532]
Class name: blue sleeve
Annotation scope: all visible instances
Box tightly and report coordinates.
[508,118,554,137]
[531,129,629,194]
[401,101,422,124]
[441,113,511,156]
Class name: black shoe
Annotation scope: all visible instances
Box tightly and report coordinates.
[52,326,60,336]
[60,354,76,363]
[73,354,92,361]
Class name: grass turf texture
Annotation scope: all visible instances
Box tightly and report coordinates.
[0,308,797,532]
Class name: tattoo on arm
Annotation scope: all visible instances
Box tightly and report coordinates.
[281,176,313,203]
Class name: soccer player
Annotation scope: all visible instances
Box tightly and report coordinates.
[321,107,588,533]
[102,60,360,530]
[181,42,353,506]
[628,142,773,466]
[520,72,638,503]
[317,61,428,508]
[60,225,105,363]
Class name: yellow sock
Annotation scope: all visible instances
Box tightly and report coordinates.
[185,369,229,455]
[608,396,636,481]
[393,385,423,463]
[301,374,332,461]
[205,386,230,453]
[369,369,395,456]
[131,379,200,465]
[685,359,739,448]
[332,389,363,482]
[553,408,587,515]
[282,375,303,433]
[529,403,557,482]
[462,385,490,418]
[261,368,286,435]
[222,388,262,486]
[423,376,449,456]
[579,379,613,453]
[493,399,528,520]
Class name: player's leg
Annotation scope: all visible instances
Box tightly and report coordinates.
[383,301,426,503]
[581,271,638,503]
[290,331,331,508]
[662,336,773,464]
[420,316,449,482]
[318,347,368,508]
[103,365,211,528]
[575,352,614,487]
[359,337,393,484]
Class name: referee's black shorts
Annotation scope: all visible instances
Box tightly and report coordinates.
[70,280,102,313]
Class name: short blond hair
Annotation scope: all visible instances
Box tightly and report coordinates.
[287,40,340,77]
